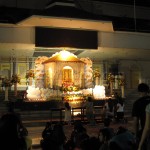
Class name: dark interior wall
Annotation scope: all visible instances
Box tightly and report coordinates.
[109,64,119,75]
[35,27,98,49]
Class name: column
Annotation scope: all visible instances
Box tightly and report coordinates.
[12,58,17,75]
[110,82,113,95]
[10,57,13,78]
[121,85,125,98]
[4,86,9,101]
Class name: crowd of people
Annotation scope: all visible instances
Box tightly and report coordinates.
[1,82,150,150]
[40,83,150,150]
[40,119,136,150]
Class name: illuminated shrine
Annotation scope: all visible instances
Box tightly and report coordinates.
[43,51,85,89]
[27,50,106,102]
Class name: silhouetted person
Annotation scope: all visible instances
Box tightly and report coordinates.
[41,123,66,150]
[67,121,89,149]
[42,122,53,139]
[132,83,150,148]
[0,112,32,150]
[98,118,114,150]
[64,102,72,125]
[84,97,96,125]
[80,136,101,150]
[109,126,136,150]
[103,99,114,120]
[116,99,124,122]
[138,103,150,150]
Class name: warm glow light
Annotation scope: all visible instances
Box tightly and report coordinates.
[63,66,72,69]
[26,85,106,101]
[93,85,106,99]
[60,50,71,60]
[48,68,52,73]
[72,110,81,116]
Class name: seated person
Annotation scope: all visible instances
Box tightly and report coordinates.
[64,121,89,150]
[98,118,114,142]
[41,123,66,150]
[109,126,136,150]
[0,112,32,150]
[42,122,53,139]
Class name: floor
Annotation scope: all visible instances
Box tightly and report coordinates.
[29,119,134,150]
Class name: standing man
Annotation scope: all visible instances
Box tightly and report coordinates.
[132,83,150,147]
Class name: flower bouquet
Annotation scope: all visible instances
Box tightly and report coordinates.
[10,74,21,96]
[107,73,115,82]
[118,78,125,86]
[3,78,12,87]
[26,69,34,79]
[11,74,21,84]
[62,81,79,93]
[93,69,101,79]
[3,78,12,101]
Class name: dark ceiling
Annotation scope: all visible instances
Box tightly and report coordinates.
[93,0,150,7]
[0,0,150,33]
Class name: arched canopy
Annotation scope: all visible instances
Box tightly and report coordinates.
[43,50,85,64]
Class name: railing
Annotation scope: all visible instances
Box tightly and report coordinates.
[50,106,103,123]
[50,108,65,122]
